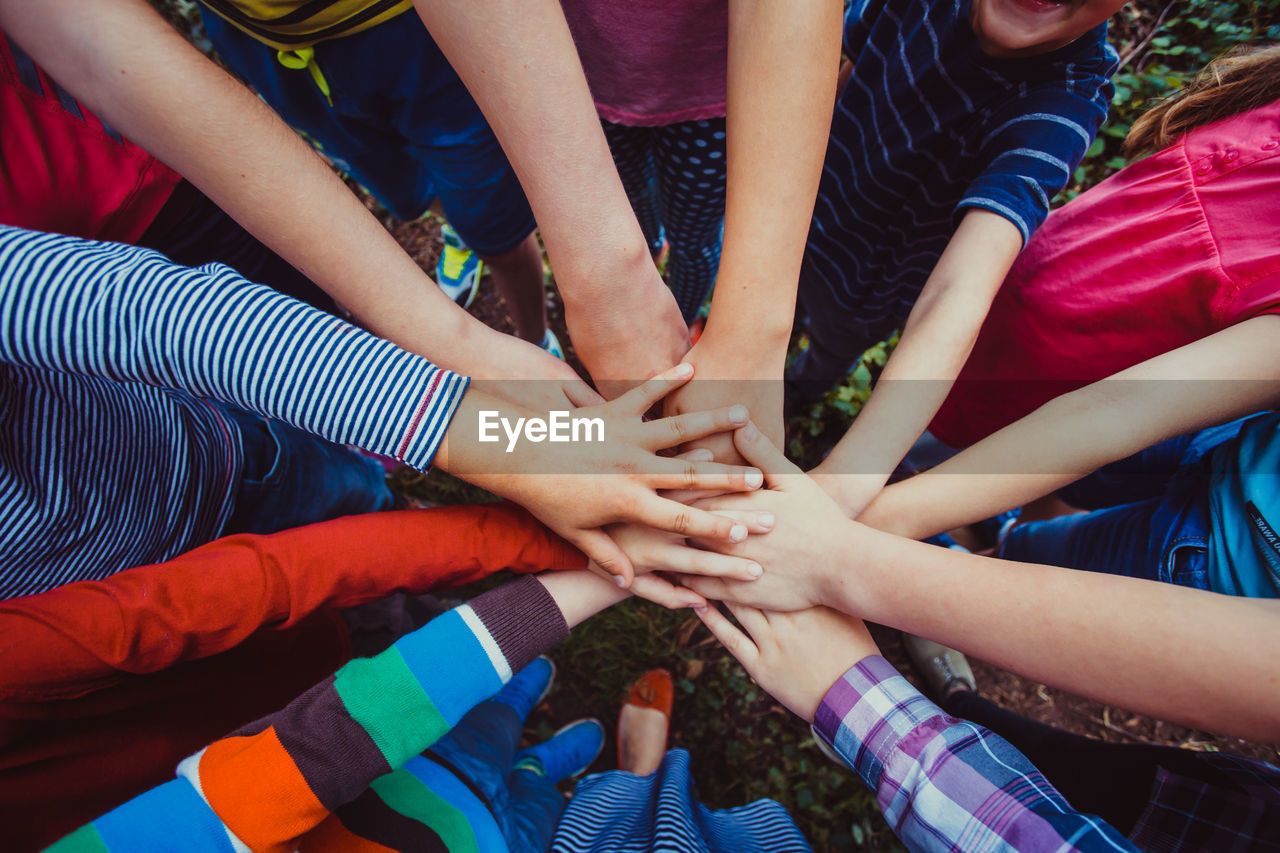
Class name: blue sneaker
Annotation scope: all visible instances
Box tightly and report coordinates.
[491,656,556,722]
[436,223,482,308]
[539,328,565,361]
[514,718,605,783]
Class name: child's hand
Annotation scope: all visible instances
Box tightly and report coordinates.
[682,422,856,611]
[439,364,766,586]
[696,604,879,722]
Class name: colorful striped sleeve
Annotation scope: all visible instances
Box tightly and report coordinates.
[813,656,1138,853]
[45,575,568,853]
[0,225,468,470]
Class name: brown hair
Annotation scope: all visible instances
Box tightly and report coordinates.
[1123,44,1280,159]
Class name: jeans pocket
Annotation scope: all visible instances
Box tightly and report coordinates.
[1163,541,1210,590]
[239,419,287,489]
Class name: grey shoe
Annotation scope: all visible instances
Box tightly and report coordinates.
[902,633,976,701]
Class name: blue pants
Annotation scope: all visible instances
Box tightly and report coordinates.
[199,10,536,254]
[429,700,566,852]
[603,118,727,323]
[998,417,1254,588]
[218,404,393,536]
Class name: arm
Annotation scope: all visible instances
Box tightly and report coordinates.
[408,0,689,396]
[858,315,1280,539]
[46,572,629,852]
[0,0,588,405]
[0,505,583,700]
[691,425,1280,742]
[663,0,844,454]
[811,209,1022,515]
[695,605,1135,852]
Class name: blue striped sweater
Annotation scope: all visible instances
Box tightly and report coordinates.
[0,225,468,598]
[799,0,1117,355]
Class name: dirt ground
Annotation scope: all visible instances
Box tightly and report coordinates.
[384,210,1279,770]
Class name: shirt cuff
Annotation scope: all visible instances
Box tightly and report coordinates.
[396,369,471,471]
[812,655,947,790]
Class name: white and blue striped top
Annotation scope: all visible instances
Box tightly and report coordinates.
[799,0,1117,353]
[0,225,468,599]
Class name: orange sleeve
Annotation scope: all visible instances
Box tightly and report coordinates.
[0,504,584,702]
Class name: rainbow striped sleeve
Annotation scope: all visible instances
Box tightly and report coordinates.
[46,576,568,853]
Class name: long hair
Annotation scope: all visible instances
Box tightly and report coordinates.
[1123,44,1280,159]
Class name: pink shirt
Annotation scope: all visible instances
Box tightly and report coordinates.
[931,97,1280,448]
[561,0,727,126]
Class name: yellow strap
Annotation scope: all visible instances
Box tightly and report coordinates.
[276,48,333,106]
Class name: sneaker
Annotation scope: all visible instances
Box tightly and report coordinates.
[436,223,482,308]
[491,656,556,722]
[902,633,976,701]
[514,718,605,783]
[539,328,565,361]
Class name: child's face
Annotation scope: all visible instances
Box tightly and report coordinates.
[970,0,1127,58]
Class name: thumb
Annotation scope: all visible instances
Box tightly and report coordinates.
[733,422,800,488]
[575,528,635,588]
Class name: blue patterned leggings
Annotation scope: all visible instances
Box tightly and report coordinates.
[602,118,727,324]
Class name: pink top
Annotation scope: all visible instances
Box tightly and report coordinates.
[561,0,727,126]
[931,97,1280,448]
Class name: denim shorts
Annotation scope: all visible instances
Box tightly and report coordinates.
[218,404,392,536]
[200,10,536,254]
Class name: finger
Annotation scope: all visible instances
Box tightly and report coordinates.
[563,379,606,408]
[648,459,763,493]
[695,603,760,665]
[675,448,715,463]
[708,509,776,535]
[683,574,731,601]
[638,496,748,543]
[724,602,771,641]
[631,574,707,610]
[619,362,694,415]
[641,539,762,581]
[572,528,634,588]
[643,405,751,452]
[733,422,802,488]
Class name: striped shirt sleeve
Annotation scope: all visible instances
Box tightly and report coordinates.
[813,656,1138,853]
[0,226,468,470]
[958,72,1114,245]
[45,575,568,853]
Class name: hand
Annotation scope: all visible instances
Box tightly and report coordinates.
[662,338,786,464]
[438,363,765,585]
[696,604,879,722]
[807,462,885,520]
[682,422,856,611]
[564,269,690,399]
[591,490,775,609]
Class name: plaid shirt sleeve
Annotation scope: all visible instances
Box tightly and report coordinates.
[813,656,1138,853]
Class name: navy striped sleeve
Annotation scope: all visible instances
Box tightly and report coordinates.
[0,226,468,470]
[958,63,1115,244]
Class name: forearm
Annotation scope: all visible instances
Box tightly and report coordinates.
[699,0,842,354]
[817,211,1021,514]
[820,526,1280,741]
[859,316,1280,539]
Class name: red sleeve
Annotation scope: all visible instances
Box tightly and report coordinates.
[0,505,584,701]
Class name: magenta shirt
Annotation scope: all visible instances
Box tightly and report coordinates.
[562,0,727,126]
[931,97,1280,448]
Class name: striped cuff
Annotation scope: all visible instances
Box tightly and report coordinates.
[466,575,569,678]
[813,655,945,789]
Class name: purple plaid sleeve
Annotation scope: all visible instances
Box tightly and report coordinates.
[813,656,1138,853]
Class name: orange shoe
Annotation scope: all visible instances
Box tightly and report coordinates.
[617,669,674,775]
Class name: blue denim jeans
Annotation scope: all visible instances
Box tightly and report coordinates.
[999,417,1255,588]
[218,404,393,536]
[428,701,566,852]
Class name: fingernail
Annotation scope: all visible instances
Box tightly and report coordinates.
[614,574,628,588]
[729,523,748,542]
[747,562,763,578]
[728,405,748,424]
[690,603,707,613]
[739,422,759,442]
[673,363,693,378]
[758,512,775,530]
[744,468,763,488]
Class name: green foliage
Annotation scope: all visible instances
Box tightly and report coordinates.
[1063,0,1280,197]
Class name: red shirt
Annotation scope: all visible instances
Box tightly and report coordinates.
[0,32,179,242]
[932,98,1280,448]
